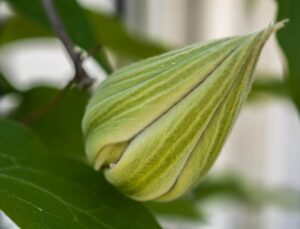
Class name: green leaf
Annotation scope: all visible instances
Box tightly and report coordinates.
[276,0,300,112]
[12,86,88,159]
[0,72,17,96]
[193,176,257,204]
[87,10,168,59]
[0,118,161,229]
[146,199,205,221]
[7,0,112,73]
[249,78,288,100]
[0,14,52,46]
[0,10,168,60]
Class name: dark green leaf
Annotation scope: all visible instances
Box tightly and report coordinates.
[0,118,161,229]
[87,10,168,59]
[7,0,112,73]
[146,199,205,221]
[12,86,88,159]
[249,78,288,100]
[276,0,300,112]
[0,14,52,46]
[0,10,168,61]
[0,72,17,96]
[193,176,257,204]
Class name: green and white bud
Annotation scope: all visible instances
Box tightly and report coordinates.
[82,21,287,202]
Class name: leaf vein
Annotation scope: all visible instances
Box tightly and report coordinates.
[0,174,114,229]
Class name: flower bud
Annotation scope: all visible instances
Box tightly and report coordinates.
[82,21,287,201]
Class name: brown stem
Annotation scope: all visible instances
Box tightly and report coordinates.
[20,0,104,124]
[41,0,94,88]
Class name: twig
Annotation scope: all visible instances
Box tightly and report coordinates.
[19,0,100,124]
[41,0,94,88]
[21,0,114,124]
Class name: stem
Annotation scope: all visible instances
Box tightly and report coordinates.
[20,0,102,124]
[41,0,94,88]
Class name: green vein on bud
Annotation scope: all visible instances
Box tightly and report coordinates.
[82,20,288,201]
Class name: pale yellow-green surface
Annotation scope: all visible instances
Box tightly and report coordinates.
[82,21,287,201]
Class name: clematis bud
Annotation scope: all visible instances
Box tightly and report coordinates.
[82,21,287,201]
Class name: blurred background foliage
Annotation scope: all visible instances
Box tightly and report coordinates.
[0,0,299,228]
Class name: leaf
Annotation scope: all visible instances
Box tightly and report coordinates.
[276,0,300,112]
[0,72,17,96]
[0,14,52,46]
[0,10,168,60]
[12,86,88,159]
[7,0,112,73]
[87,10,168,59]
[0,118,161,229]
[193,176,257,204]
[146,199,205,221]
[249,77,288,100]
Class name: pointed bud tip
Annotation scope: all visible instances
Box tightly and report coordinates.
[271,19,289,32]
[254,19,289,47]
